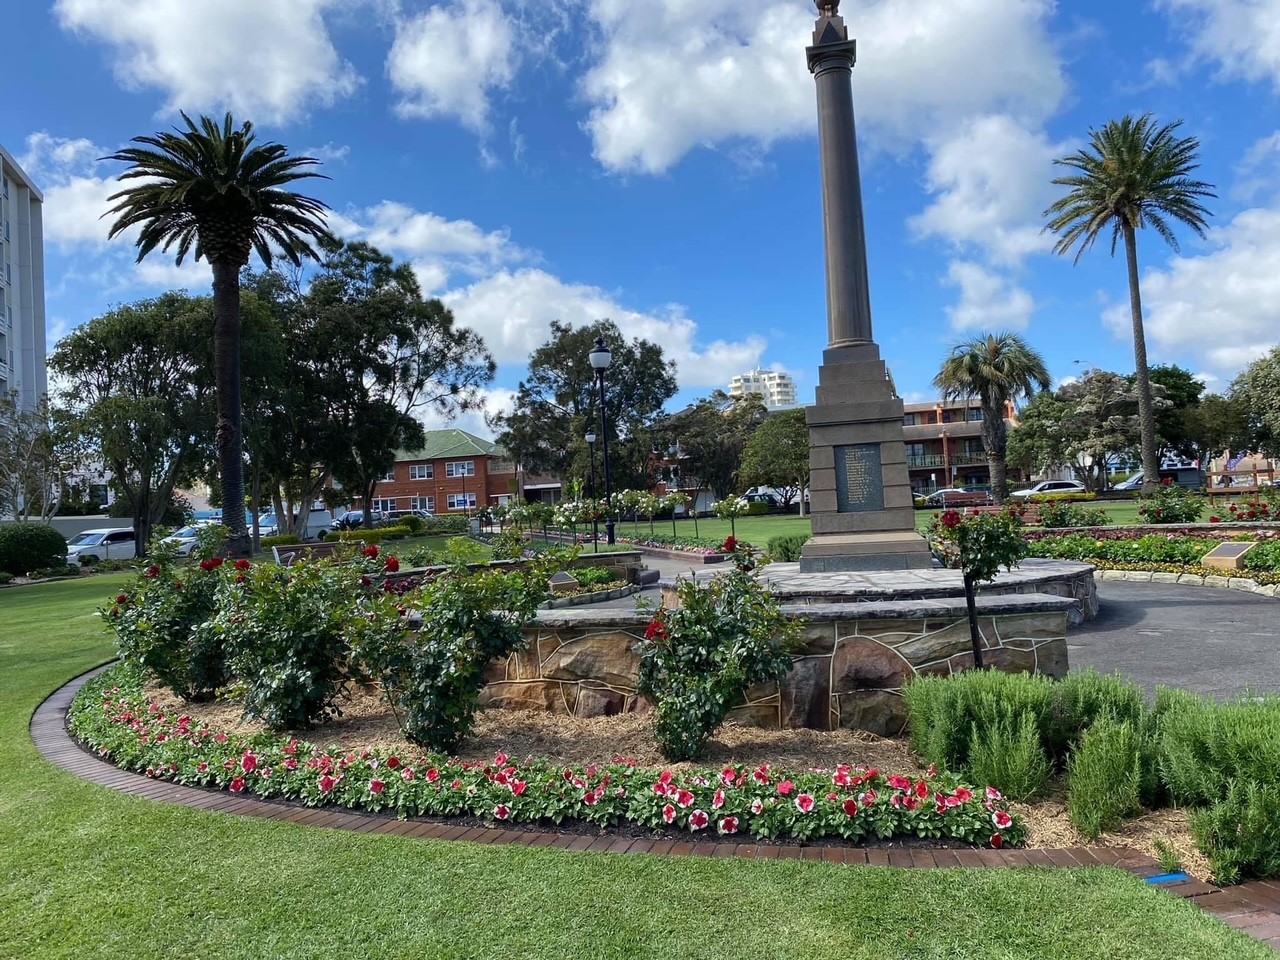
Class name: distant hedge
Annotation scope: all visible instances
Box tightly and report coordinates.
[0,524,68,577]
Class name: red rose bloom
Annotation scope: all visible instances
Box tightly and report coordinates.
[385,556,400,573]
[234,559,251,571]
[941,510,962,529]
[362,544,380,559]
[722,536,738,553]
[145,565,161,579]
[644,618,667,641]
[115,594,129,605]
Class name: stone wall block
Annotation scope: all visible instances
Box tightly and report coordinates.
[480,680,576,715]
[797,621,838,656]
[541,633,642,689]
[780,656,833,729]
[833,690,908,737]
[727,701,782,728]
[983,646,1036,675]
[896,620,982,665]
[574,683,627,718]
[1033,638,1069,679]
[831,636,913,694]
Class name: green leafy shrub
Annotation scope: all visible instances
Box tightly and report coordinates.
[489,529,527,561]
[353,561,553,751]
[766,534,808,562]
[259,534,301,549]
[106,553,228,701]
[1191,780,1280,885]
[635,545,802,761]
[0,571,12,584]
[210,560,368,729]
[333,525,411,544]
[400,515,426,535]
[1027,492,1099,503]
[572,565,622,588]
[1036,501,1112,528]
[1054,670,1146,746]
[1138,484,1205,524]
[966,709,1052,801]
[904,670,1058,773]
[0,523,68,576]
[1067,714,1143,838]
[419,517,469,536]
[744,501,771,516]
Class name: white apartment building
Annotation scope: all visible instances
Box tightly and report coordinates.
[728,368,798,412]
[0,144,47,412]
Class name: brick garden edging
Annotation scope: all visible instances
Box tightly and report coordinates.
[29,667,1280,952]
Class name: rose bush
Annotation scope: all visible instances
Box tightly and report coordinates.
[69,665,1027,848]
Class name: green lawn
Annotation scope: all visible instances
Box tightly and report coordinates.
[1,579,1269,959]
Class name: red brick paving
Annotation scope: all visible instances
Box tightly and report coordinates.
[29,667,1280,953]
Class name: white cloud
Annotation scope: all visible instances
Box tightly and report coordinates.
[1157,0,1280,91]
[1233,131,1280,203]
[330,201,529,294]
[443,268,767,388]
[54,0,360,123]
[388,0,517,134]
[305,142,351,164]
[417,386,516,440]
[942,261,1034,332]
[911,114,1071,267]
[579,0,1065,174]
[1101,204,1280,377]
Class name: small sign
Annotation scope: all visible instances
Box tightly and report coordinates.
[1202,542,1258,571]
[548,571,580,595]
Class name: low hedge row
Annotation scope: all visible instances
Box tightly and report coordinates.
[905,669,1280,884]
[0,523,68,576]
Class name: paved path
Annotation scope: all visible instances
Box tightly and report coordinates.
[616,558,1280,699]
[1071,581,1280,699]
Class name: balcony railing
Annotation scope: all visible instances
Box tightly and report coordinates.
[906,453,987,470]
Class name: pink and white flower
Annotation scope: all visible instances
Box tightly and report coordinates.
[369,779,386,795]
[750,798,764,815]
[662,804,676,824]
[689,810,710,831]
[794,793,815,814]
[992,810,1013,830]
[718,816,740,835]
[494,804,511,820]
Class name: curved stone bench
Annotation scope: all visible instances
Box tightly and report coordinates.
[480,593,1075,737]
[661,559,1099,625]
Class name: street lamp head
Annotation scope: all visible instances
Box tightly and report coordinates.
[585,431,596,445]
[588,336,612,371]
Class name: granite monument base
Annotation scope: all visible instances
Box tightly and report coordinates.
[801,342,932,572]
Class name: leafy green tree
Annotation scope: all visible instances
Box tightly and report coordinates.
[740,408,810,514]
[491,320,677,491]
[655,391,766,500]
[1182,394,1249,465]
[1230,347,1280,458]
[0,393,70,522]
[104,113,332,555]
[1006,391,1071,481]
[933,332,1051,503]
[1057,370,1148,491]
[1148,364,1205,458]
[49,294,215,553]
[1045,115,1215,493]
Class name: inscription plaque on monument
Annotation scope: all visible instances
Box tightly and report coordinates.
[834,443,883,512]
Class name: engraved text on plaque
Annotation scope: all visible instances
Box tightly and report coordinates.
[834,443,883,512]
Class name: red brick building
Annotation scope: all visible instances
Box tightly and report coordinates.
[351,429,518,515]
[902,399,1022,494]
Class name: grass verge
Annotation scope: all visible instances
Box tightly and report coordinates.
[0,577,1271,960]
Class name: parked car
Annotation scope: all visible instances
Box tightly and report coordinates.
[160,520,219,556]
[334,509,385,531]
[1011,479,1087,498]
[258,508,336,540]
[740,493,780,508]
[65,528,136,565]
[389,509,436,522]
[924,488,993,507]
[1115,469,1205,491]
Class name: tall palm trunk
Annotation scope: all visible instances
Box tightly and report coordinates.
[211,260,249,556]
[1123,222,1161,494]
[982,396,1009,504]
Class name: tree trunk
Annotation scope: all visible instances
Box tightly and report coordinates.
[963,571,985,670]
[983,396,1010,504]
[250,465,261,555]
[1123,222,1162,495]
[362,478,376,529]
[211,260,249,556]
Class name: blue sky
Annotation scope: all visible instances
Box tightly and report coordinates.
[4,0,1280,437]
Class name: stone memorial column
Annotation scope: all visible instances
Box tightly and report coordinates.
[799,0,933,572]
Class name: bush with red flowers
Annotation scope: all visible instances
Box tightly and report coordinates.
[68,666,1027,848]
[636,557,801,762]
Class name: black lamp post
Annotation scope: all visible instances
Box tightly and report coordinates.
[588,336,616,545]
[585,429,599,554]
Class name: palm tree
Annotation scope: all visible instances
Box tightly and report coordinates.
[104,113,331,554]
[933,332,1051,504]
[1044,114,1214,493]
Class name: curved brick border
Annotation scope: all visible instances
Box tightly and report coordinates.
[1093,567,1280,599]
[28,667,1280,950]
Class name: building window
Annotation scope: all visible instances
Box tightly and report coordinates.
[409,464,433,480]
[380,469,396,482]
[372,498,397,513]
[968,408,984,421]
[445,461,476,478]
[903,414,916,426]
[411,496,435,513]
[447,492,477,511]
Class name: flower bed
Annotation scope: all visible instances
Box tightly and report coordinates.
[69,665,1026,848]
[1026,533,1280,584]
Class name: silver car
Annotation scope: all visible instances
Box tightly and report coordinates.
[65,528,137,564]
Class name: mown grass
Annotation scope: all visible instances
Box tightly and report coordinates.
[0,577,1271,959]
